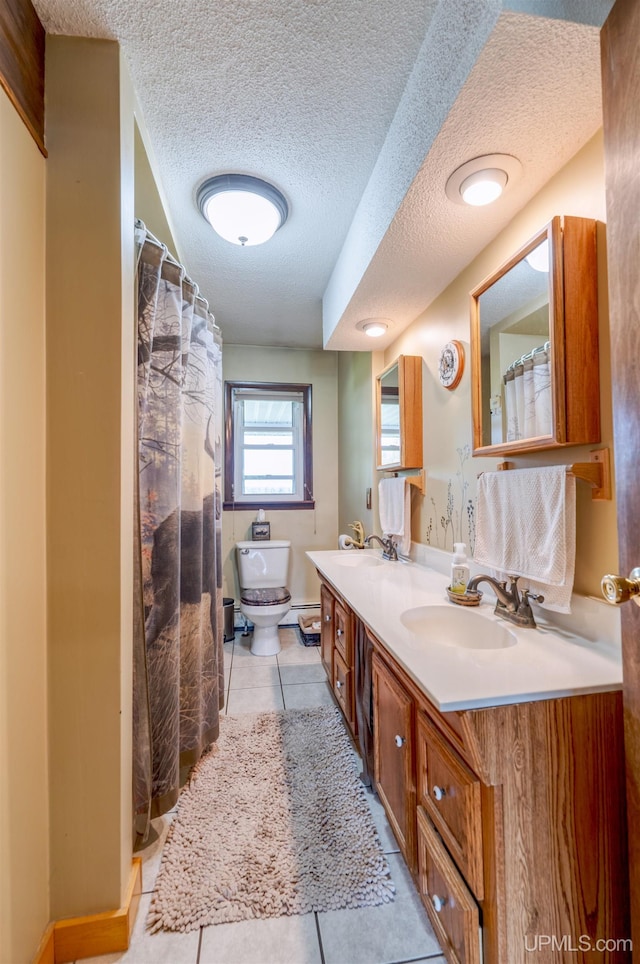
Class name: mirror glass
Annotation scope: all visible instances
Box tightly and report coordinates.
[376,355,423,470]
[476,233,553,448]
[379,364,400,466]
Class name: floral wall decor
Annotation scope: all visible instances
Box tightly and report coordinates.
[425,444,476,555]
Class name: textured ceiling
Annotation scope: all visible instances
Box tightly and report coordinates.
[324,10,604,349]
[32,0,613,350]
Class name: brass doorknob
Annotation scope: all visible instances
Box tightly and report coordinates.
[601,568,640,606]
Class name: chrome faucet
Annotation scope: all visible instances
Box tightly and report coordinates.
[466,574,544,628]
[364,534,398,561]
[343,520,366,549]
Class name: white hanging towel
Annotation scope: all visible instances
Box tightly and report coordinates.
[378,477,411,555]
[474,465,576,613]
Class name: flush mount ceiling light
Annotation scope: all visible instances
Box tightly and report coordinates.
[363,322,388,338]
[356,318,391,338]
[197,174,289,246]
[445,154,522,207]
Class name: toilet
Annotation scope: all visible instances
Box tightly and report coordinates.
[236,539,291,656]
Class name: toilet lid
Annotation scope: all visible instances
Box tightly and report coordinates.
[240,587,291,606]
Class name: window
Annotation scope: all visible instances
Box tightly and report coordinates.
[224,381,314,509]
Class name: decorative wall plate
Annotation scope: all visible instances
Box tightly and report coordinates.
[438,340,465,390]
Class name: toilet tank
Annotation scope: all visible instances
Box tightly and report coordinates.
[236,540,291,589]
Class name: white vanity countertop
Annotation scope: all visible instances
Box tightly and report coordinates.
[306,549,623,712]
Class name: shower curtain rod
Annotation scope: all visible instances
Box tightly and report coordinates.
[135,218,220,332]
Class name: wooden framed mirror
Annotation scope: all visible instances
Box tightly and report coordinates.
[470,216,600,457]
[376,355,423,470]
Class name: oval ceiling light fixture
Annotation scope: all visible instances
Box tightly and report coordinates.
[197,174,289,246]
[356,318,391,338]
[460,168,507,206]
[363,322,388,338]
[445,154,522,207]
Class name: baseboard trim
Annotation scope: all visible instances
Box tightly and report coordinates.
[35,858,142,964]
[32,922,55,964]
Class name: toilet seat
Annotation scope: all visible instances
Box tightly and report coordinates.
[240,587,291,607]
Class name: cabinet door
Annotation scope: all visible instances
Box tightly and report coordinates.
[320,583,334,678]
[373,652,416,870]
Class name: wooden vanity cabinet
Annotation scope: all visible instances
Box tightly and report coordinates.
[370,643,629,964]
[314,572,630,962]
[319,580,357,740]
[372,651,417,872]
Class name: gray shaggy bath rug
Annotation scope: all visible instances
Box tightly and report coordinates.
[148,706,395,931]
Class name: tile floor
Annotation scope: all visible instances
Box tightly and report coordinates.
[83,627,445,964]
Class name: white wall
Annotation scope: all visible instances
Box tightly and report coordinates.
[222,345,339,608]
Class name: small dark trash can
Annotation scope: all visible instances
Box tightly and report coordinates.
[223,597,235,642]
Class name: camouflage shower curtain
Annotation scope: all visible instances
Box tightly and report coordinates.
[133,224,224,843]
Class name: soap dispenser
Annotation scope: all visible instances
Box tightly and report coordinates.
[450,543,470,594]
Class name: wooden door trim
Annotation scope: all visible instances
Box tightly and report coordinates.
[601,0,640,941]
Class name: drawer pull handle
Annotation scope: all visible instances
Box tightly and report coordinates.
[432,785,447,802]
[324,614,331,622]
[394,735,405,748]
[336,680,343,689]
[336,629,343,637]
[431,894,448,914]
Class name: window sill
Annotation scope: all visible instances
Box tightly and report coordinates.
[223,500,315,511]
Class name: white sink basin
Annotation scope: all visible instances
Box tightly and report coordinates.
[400,605,517,650]
[333,553,383,568]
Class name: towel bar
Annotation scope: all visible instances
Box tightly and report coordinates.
[489,448,611,501]
[383,468,425,494]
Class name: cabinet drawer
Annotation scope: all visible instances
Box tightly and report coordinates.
[417,693,476,769]
[417,711,484,899]
[417,807,482,964]
[334,599,352,664]
[333,648,355,730]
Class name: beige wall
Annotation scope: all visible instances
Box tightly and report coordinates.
[0,33,612,964]
[46,37,135,919]
[0,88,49,964]
[134,122,178,255]
[376,131,617,598]
[222,346,339,606]
[337,351,376,536]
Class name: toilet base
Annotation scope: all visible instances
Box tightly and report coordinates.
[239,598,290,657]
[250,622,281,657]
